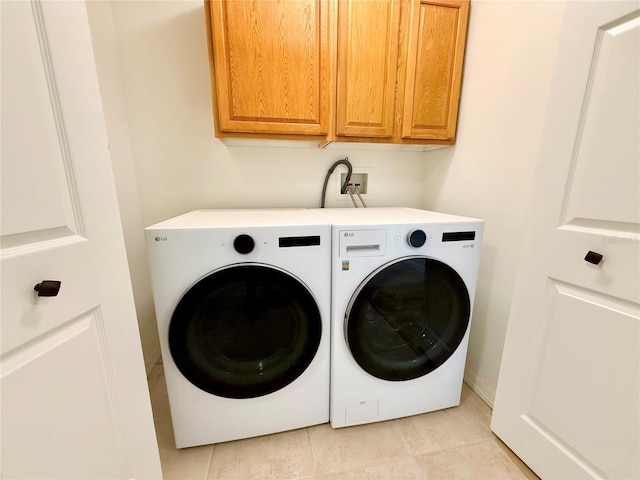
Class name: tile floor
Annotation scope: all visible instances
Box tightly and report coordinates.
[147,364,539,480]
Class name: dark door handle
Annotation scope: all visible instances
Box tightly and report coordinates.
[34,280,62,297]
[584,251,603,265]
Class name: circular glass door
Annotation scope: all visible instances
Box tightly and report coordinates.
[169,264,322,399]
[345,257,470,381]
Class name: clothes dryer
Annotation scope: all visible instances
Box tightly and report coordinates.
[313,208,483,428]
[145,209,330,447]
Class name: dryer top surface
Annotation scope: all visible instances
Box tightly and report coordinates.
[146,209,330,230]
[311,207,483,226]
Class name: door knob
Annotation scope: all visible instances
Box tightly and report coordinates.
[34,280,62,297]
[584,251,603,265]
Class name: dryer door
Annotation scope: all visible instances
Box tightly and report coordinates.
[345,257,470,381]
[169,264,322,399]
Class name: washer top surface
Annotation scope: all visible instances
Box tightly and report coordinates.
[146,209,329,230]
[311,207,482,226]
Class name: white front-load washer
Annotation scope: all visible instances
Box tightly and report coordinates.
[313,207,483,428]
[145,209,330,447]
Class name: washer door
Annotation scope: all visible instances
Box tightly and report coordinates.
[345,257,470,381]
[169,264,322,399]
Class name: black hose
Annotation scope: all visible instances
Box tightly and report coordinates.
[321,157,352,208]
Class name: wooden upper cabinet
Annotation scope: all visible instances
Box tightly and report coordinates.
[336,0,401,138]
[204,0,469,144]
[335,0,469,144]
[402,0,469,141]
[206,0,334,137]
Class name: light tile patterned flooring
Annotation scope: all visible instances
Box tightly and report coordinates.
[147,364,538,480]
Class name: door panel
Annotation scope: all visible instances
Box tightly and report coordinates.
[0,0,78,239]
[208,0,333,136]
[402,0,469,140]
[0,1,161,478]
[562,11,639,228]
[2,312,125,479]
[336,0,400,137]
[527,280,638,478]
[491,3,639,479]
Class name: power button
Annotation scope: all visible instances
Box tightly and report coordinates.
[408,229,426,248]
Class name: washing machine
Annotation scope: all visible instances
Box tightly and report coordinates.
[312,207,483,428]
[145,209,331,447]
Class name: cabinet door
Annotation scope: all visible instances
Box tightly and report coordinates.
[402,0,469,141]
[208,0,333,136]
[336,0,401,138]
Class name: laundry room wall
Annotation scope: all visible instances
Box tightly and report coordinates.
[420,0,566,405]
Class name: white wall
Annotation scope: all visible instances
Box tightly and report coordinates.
[107,0,430,223]
[421,0,565,404]
[89,0,570,403]
[86,1,160,373]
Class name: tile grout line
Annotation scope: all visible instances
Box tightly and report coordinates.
[391,418,415,457]
[305,426,318,478]
[410,437,497,460]
[203,443,215,480]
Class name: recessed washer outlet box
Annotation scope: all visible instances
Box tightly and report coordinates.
[340,172,368,194]
[335,167,373,203]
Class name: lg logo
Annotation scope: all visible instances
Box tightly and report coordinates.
[343,232,355,237]
[155,236,168,242]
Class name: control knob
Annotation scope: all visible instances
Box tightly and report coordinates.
[233,234,255,254]
[408,229,427,248]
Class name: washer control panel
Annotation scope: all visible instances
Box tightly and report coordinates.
[340,226,479,258]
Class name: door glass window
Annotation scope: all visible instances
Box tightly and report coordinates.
[169,265,322,399]
[346,257,470,381]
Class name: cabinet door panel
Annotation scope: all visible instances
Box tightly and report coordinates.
[336,0,400,137]
[209,0,332,136]
[402,0,468,140]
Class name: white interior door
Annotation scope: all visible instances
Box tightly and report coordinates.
[491,2,639,479]
[1,1,161,478]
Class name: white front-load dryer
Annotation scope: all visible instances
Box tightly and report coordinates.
[313,207,483,428]
[145,209,330,447]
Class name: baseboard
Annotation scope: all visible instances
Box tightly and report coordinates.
[464,367,496,408]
